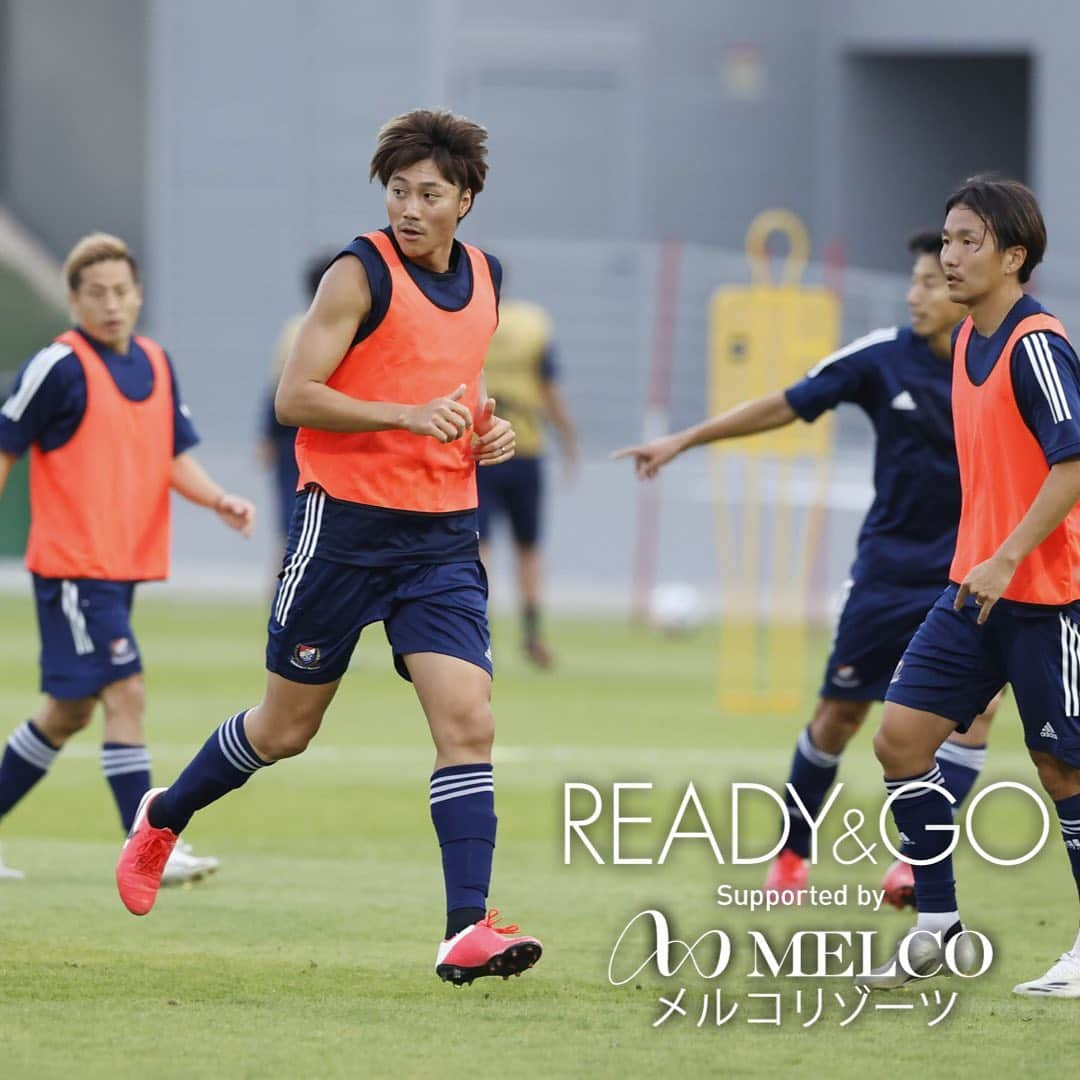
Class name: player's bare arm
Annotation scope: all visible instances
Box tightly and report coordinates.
[276,256,473,442]
[540,379,580,471]
[472,371,516,466]
[0,451,13,500]
[612,389,797,479]
[171,451,255,538]
[956,457,1080,622]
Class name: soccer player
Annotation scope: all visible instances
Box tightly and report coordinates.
[0,232,254,882]
[615,233,999,903]
[865,176,1080,996]
[258,253,332,551]
[479,295,578,667]
[116,110,543,986]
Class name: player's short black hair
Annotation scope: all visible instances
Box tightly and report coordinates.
[945,174,1046,284]
[907,232,942,258]
[305,252,335,300]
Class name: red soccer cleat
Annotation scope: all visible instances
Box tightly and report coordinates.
[435,909,543,986]
[880,858,916,910]
[763,848,809,899]
[116,787,178,915]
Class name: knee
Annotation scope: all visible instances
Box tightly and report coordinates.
[38,696,97,740]
[259,718,320,761]
[1030,752,1080,801]
[249,704,324,761]
[811,699,867,755]
[872,716,905,773]
[435,700,494,759]
[104,679,145,723]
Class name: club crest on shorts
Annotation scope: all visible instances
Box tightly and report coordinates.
[831,663,860,689]
[109,637,137,665]
[292,643,321,669]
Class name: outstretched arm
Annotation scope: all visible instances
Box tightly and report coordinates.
[541,380,579,471]
[612,390,797,479]
[171,451,255,538]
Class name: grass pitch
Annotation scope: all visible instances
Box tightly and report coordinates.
[0,594,1074,1078]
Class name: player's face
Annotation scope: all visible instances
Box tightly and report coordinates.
[907,252,966,338]
[941,204,1025,307]
[386,158,472,272]
[69,259,142,352]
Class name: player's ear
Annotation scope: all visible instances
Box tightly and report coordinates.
[457,187,473,221]
[1004,245,1027,277]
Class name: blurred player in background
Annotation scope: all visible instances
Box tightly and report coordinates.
[479,294,578,667]
[0,232,254,882]
[259,253,333,557]
[615,232,999,905]
[116,110,543,986]
[867,177,1080,996]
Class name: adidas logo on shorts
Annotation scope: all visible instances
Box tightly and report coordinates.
[1040,722,1059,740]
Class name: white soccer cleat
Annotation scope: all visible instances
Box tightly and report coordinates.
[858,923,976,991]
[1013,945,1080,998]
[160,839,220,886]
[0,843,25,880]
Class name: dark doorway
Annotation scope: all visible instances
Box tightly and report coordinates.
[838,52,1031,272]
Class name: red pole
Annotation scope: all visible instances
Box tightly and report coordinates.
[631,238,682,622]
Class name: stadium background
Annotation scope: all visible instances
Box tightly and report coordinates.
[5,0,1080,611]
[2,3,1079,1076]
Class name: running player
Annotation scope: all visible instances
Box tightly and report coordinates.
[865,176,1080,996]
[115,110,543,986]
[0,232,253,882]
[615,233,999,904]
[479,295,578,667]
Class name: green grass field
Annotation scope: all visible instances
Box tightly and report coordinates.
[0,595,1074,1078]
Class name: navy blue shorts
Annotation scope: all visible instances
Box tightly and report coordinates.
[477,456,542,547]
[266,557,492,684]
[820,578,943,701]
[33,575,141,699]
[886,583,1080,766]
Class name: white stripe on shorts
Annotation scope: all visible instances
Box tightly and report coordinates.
[60,581,94,655]
[1060,614,1080,718]
[274,489,325,627]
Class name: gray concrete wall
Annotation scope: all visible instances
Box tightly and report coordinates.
[7,0,1080,612]
[2,0,146,261]
[818,0,1080,288]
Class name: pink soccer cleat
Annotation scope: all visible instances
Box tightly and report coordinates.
[880,858,916,910]
[763,848,809,899]
[435,909,543,986]
[116,787,178,915]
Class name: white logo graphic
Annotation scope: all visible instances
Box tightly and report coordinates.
[831,664,861,689]
[1066,839,1080,851]
[890,660,904,684]
[484,647,493,662]
[1041,722,1058,740]
[891,391,917,411]
[898,831,913,846]
[109,637,137,665]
